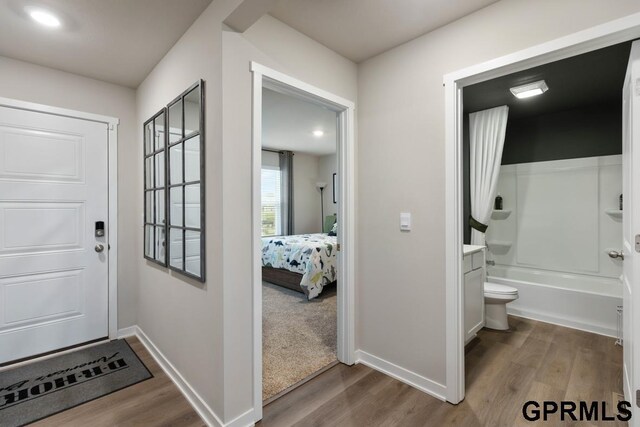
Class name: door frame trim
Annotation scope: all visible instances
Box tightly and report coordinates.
[443,12,640,404]
[250,62,356,422]
[0,96,120,340]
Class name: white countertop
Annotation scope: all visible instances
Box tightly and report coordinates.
[463,244,485,256]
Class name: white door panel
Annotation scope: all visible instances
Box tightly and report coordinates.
[623,41,640,426]
[1,269,84,330]
[0,201,85,254]
[0,105,108,363]
[0,126,84,183]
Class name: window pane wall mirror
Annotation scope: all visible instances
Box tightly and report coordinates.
[143,79,205,282]
[143,108,168,266]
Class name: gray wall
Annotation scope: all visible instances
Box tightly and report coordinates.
[137,5,358,421]
[463,103,622,243]
[136,1,232,418]
[221,14,357,420]
[357,0,640,389]
[502,103,622,164]
[319,153,338,220]
[463,115,471,245]
[293,152,323,235]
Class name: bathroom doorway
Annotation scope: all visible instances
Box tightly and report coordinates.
[462,42,628,337]
[459,42,627,412]
[444,22,640,405]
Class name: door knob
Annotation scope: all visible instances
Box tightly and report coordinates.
[95,244,105,253]
[608,250,624,260]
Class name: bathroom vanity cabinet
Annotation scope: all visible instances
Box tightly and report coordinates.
[463,245,485,343]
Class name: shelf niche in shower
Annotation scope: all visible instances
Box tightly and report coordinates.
[486,240,512,255]
[605,209,623,219]
[491,209,512,220]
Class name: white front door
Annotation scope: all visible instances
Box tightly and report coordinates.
[623,40,640,424]
[0,105,109,364]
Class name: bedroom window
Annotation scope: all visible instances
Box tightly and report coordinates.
[261,167,282,236]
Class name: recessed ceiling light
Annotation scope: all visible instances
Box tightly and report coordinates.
[510,80,548,99]
[28,9,61,28]
[313,130,324,137]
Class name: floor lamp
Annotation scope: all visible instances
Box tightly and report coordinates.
[316,181,326,231]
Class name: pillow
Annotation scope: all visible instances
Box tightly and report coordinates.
[328,222,337,236]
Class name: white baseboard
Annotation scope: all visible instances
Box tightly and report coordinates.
[355,350,446,401]
[224,409,255,427]
[117,326,254,427]
[624,363,631,403]
[116,325,137,338]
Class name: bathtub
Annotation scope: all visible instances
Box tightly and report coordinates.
[487,264,622,337]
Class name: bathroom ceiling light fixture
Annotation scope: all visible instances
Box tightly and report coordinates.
[312,130,324,137]
[509,80,549,99]
[28,8,61,28]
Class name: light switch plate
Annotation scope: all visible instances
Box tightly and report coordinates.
[400,212,411,231]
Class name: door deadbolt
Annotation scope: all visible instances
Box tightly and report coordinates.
[95,221,105,237]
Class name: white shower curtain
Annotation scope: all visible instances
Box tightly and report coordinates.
[470,105,509,246]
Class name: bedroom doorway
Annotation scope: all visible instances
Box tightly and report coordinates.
[251,63,355,421]
[260,86,340,403]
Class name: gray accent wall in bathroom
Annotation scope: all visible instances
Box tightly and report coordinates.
[463,114,471,244]
[463,102,621,244]
[502,103,621,165]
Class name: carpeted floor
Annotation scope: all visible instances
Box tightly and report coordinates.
[262,281,337,401]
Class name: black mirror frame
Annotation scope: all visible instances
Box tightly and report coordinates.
[166,80,206,282]
[143,108,168,267]
[142,80,206,282]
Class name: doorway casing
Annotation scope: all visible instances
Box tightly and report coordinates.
[444,12,640,404]
[251,62,356,422]
[0,96,119,341]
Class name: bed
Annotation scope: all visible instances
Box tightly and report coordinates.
[261,233,337,299]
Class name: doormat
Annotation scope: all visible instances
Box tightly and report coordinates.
[0,339,152,427]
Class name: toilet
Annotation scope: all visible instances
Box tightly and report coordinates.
[484,282,519,330]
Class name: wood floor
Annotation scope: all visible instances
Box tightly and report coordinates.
[260,316,624,426]
[26,317,623,426]
[32,337,206,427]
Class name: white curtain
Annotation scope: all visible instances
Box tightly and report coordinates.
[470,105,509,245]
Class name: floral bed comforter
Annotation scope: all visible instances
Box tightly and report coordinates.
[262,233,337,299]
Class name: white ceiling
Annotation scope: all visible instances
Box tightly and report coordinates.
[270,0,499,63]
[0,0,212,88]
[262,88,337,156]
